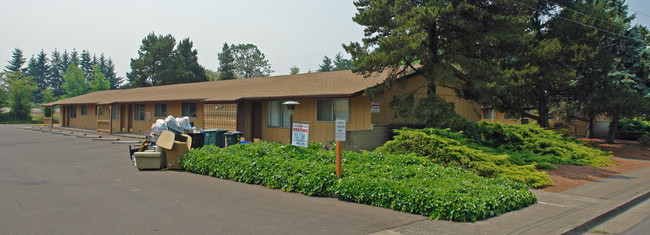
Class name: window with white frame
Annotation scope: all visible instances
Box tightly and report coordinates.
[267,100,290,127]
[182,102,197,117]
[134,104,145,121]
[155,103,167,117]
[482,108,495,119]
[317,98,349,122]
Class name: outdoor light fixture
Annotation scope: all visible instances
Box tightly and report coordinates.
[283,100,300,144]
[283,101,299,114]
[215,104,222,109]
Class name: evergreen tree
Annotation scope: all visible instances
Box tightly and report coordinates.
[170,38,208,84]
[61,50,71,72]
[217,43,236,80]
[5,48,26,72]
[126,33,176,87]
[96,53,121,89]
[231,43,273,78]
[344,0,527,128]
[602,23,650,143]
[104,58,122,89]
[26,50,51,104]
[333,52,353,71]
[318,56,333,72]
[49,49,66,97]
[80,50,94,81]
[69,49,80,66]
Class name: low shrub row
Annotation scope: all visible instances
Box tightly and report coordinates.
[476,121,614,167]
[375,122,615,188]
[376,128,553,188]
[182,142,536,222]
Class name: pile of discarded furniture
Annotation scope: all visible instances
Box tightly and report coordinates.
[131,115,244,170]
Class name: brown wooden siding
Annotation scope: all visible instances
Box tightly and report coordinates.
[261,96,372,144]
[66,104,98,130]
[370,75,481,124]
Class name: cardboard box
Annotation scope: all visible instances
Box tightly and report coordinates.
[158,131,192,170]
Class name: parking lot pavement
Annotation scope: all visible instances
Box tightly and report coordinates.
[0,125,425,234]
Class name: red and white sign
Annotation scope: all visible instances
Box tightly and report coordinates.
[291,123,309,147]
[371,102,380,113]
[335,118,346,142]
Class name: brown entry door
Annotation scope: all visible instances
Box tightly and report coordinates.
[252,101,262,139]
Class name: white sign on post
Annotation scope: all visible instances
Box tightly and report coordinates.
[291,123,309,147]
[335,118,346,141]
[371,102,381,113]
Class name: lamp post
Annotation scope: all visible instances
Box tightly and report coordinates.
[283,100,299,145]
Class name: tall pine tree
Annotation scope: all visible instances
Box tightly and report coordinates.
[344,0,528,128]
[4,48,26,72]
[317,56,333,72]
[26,50,51,104]
[80,50,94,82]
[49,49,66,97]
[170,38,207,84]
[217,43,236,80]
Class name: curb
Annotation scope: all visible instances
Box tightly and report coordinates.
[562,189,650,235]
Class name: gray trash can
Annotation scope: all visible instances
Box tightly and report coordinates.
[224,131,244,147]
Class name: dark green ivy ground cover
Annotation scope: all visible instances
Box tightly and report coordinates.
[182,142,536,222]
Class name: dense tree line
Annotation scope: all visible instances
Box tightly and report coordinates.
[1,47,119,121]
[346,0,649,143]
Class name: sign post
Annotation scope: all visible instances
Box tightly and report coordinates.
[335,118,346,178]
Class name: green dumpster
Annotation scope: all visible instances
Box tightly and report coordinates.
[204,129,227,147]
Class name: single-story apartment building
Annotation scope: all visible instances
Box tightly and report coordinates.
[44,69,487,151]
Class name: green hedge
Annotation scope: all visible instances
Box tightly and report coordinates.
[617,119,650,141]
[182,142,536,222]
[375,122,615,188]
[376,128,553,188]
[476,121,614,167]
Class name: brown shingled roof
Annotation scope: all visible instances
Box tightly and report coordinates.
[44,69,403,106]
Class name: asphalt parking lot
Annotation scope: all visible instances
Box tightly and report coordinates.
[0,125,424,234]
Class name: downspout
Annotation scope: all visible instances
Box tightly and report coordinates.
[109,104,113,134]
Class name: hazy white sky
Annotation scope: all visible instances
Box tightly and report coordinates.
[2,0,649,80]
